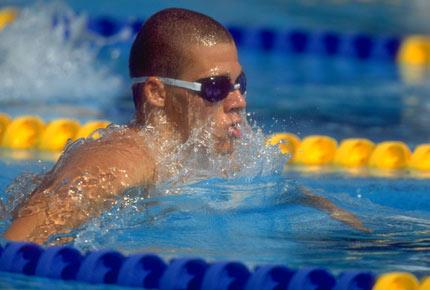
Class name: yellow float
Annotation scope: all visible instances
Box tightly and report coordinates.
[1,116,45,150]
[334,138,375,167]
[409,144,430,171]
[397,36,430,66]
[419,277,430,290]
[38,119,80,151]
[368,141,411,170]
[293,135,337,166]
[373,272,420,290]
[397,36,430,84]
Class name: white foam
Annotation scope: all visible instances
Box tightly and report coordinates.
[0,2,124,104]
[150,114,289,187]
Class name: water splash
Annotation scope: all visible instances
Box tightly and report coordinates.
[2,172,44,217]
[0,1,124,104]
[148,113,288,187]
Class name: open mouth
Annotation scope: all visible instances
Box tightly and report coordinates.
[228,122,242,138]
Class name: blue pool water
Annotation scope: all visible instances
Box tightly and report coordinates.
[1,1,430,288]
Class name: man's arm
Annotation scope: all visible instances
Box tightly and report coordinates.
[297,186,370,232]
[4,137,155,244]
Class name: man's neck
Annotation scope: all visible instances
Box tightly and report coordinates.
[130,113,186,180]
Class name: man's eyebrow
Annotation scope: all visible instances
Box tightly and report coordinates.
[197,72,230,80]
[209,72,230,77]
[211,70,244,79]
[199,68,243,80]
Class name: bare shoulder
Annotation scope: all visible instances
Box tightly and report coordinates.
[53,127,156,187]
[4,127,156,243]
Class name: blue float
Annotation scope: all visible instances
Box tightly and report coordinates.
[287,268,336,290]
[259,29,277,51]
[117,253,167,288]
[35,246,83,280]
[87,16,123,37]
[201,261,251,290]
[307,31,342,56]
[0,242,43,275]
[129,18,144,34]
[285,29,310,53]
[376,37,402,60]
[384,37,401,58]
[76,249,125,284]
[228,26,246,47]
[159,258,209,290]
[334,271,375,290]
[246,265,295,290]
[320,32,342,55]
[352,34,375,59]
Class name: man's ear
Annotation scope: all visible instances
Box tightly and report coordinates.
[143,77,166,108]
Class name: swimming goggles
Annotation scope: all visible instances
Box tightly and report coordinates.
[131,72,247,103]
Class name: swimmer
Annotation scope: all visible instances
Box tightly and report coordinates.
[4,8,368,244]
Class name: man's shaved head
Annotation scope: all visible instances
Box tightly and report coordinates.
[129,8,234,79]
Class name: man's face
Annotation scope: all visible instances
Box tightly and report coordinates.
[165,41,247,154]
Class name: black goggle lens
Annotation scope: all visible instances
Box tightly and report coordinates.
[199,72,247,103]
[237,72,247,96]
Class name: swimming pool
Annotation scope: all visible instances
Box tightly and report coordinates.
[1,1,430,289]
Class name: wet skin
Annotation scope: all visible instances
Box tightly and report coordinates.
[142,42,246,154]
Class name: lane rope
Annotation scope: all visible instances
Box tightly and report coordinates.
[0,241,428,290]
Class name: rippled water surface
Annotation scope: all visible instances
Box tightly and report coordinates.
[1,158,429,279]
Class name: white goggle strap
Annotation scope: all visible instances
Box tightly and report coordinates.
[131,76,202,92]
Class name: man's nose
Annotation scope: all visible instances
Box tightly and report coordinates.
[224,89,246,112]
